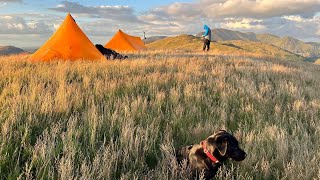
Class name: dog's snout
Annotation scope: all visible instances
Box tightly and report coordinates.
[231,149,246,161]
[239,150,246,161]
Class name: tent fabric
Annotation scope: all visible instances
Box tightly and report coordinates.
[104,30,146,51]
[29,13,105,61]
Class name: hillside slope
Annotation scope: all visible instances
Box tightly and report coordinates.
[147,34,305,61]
[194,28,320,59]
[256,34,320,58]
[0,46,26,55]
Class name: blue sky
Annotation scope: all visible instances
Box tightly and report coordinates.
[1,0,193,14]
[0,0,320,48]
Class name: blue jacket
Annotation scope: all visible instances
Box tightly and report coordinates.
[203,25,211,40]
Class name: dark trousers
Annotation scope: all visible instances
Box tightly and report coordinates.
[203,39,210,51]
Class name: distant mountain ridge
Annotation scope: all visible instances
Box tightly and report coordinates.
[194,28,320,60]
[196,28,257,41]
[256,34,320,59]
[0,46,26,55]
[147,34,305,61]
[143,36,167,44]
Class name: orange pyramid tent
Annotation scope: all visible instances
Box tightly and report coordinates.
[29,13,105,61]
[104,30,146,51]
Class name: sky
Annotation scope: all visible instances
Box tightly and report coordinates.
[0,0,320,48]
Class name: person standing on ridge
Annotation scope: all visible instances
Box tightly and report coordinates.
[202,25,211,51]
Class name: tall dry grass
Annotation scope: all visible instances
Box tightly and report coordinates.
[0,52,319,179]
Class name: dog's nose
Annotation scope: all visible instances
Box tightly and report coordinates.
[238,151,247,161]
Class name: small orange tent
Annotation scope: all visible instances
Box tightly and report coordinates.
[29,13,105,61]
[104,30,146,51]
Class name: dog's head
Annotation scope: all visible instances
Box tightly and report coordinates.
[206,130,246,161]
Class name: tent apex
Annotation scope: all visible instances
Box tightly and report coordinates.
[104,30,146,52]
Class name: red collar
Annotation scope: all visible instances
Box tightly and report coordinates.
[201,141,219,163]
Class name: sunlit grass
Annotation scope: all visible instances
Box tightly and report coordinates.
[0,52,319,179]
[146,35,306,61]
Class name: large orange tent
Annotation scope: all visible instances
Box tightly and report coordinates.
[29,13,105,61]
[104,30,146,51]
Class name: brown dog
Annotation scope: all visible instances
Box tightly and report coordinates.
[176,130,246,179]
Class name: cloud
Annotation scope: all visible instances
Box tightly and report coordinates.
[149,0,320,20]
[221,18,266,30]
[48,1,155,43]
[140,0,320,41]
[0,0,21,2]
[219,15,320,41]
[0,14,57,35]
[0,3,6,7]
[1,0,320,48]
[49,1,144,23]
[205,0,320,19]
[262,16,320,40]
[45,1,320,40]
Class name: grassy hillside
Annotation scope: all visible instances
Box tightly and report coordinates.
[256,34,320,58]
[147,34,201,50]
[147,34,305,61]
[0,53,319,179]
[192,29,320,60]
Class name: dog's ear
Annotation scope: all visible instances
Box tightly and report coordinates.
[215,136,228,156]
[187,145,193,150]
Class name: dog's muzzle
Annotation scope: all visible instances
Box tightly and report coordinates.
[231,149,247,161]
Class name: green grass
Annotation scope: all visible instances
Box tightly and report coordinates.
[0,53,319,179]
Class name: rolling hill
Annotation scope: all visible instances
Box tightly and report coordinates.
[256,34,320,59]
[147,34,305,61]
[0,46,26,56]
[145,28,257,45]
[194,28,320,60]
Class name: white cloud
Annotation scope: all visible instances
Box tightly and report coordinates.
[143,0,320,23]
[0,3,7,7]
[140,0,320,40]
[49,1,143,23]
[221,18,266,30]
[186,0,320,19]
[0,14,58,35]
[283,16,304,22]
